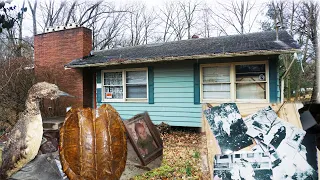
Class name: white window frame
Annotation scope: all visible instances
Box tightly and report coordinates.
[200,61,269,103]
[101,68,148,102]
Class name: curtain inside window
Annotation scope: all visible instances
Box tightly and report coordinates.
[236,83,266,99]
[235,64,266,100]
[202,66,230,99]
[104,72,123,99]
[126,71,147,98]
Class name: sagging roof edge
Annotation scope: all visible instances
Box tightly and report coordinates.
[65,49,299,68]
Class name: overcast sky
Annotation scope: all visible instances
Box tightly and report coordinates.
[10,0,272,38]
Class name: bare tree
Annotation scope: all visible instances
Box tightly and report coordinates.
[200,6,212,38]
[28,0,38,35]
[301,1,319,101]
[0,57,35,132]
[142,8,158,44]
[212,0,261,34]
[179,1,200,39]
[158,2,175,42]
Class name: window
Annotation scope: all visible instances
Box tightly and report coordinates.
[103,72,123,99]
[202,66,231,99]
[201,61,268,102]
[102,68,148,102]
[235,64,266,99]
[126,71,147,98]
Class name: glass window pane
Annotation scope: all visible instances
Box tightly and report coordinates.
[104,86,123,99]
[236,64,266,82]
[203,66,230,83]
[104,72,122,85]
[203,84,230,99]
[236,83,266,99]
[126,71,147,84]
[126,85,147,98]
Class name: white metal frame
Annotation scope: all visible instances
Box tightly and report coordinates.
[200,61,269,103]
[101,68,148,102]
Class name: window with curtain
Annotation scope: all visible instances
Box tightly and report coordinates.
[102,69,148,101]
[235,64,266,99]
[126,71,147,98]
[103,71,123,99]
[200,62,268,102]
[202,66,231,99]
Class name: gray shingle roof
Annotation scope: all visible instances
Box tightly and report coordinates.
[66,30,300,68]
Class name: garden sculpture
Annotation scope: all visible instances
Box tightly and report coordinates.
[0,82,71,179]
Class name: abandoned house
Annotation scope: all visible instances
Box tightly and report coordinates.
[34,26,299,127]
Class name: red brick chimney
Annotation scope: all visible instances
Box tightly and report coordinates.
[34,27,92,116]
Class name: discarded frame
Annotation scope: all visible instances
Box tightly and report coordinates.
[124,112,163,166]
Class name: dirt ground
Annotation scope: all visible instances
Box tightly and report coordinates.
[132,128,210,179]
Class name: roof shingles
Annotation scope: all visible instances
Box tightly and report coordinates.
[66,30,300,68]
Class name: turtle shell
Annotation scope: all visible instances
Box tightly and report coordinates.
[59,104,127,180]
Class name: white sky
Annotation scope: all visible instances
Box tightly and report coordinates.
[10,0,272,38]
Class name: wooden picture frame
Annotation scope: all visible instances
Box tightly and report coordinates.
[124,112,163,166]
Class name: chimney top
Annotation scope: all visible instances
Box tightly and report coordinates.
[192,34,199,39]
[43,23,81,34]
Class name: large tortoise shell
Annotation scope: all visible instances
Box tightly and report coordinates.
[59,104,127,180]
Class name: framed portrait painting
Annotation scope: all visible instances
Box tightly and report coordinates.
[124,112,163,166]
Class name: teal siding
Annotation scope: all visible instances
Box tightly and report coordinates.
[95,56,280,127]
[269,58,280,103]
[96,64,202,127]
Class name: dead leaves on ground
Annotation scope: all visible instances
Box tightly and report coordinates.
[134,130,210,180]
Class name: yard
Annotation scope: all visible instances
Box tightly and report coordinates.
[133,127,210,180]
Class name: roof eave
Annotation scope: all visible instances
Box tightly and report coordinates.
[65,49,299,68]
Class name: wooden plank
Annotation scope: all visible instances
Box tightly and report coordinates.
[154,92,194,98]
[154,81,193,88]
[155,87,194,93]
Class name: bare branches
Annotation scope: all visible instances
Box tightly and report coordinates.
[210,0,261,34]
[179,1,200,39]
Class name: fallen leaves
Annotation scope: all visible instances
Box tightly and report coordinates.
[133,129,210,180]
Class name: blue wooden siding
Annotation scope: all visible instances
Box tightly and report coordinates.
[95,56,280,127]
[269,58,280,103]
[96,64,202,127]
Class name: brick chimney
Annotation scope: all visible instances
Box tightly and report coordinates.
[34,27,92,117]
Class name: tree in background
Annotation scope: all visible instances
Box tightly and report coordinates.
[0,57,35,133]
[261,1,319,102]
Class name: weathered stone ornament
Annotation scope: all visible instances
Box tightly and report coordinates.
[59,104,127,180]
[0,82,71,179]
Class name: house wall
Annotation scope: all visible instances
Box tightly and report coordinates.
[96,62,202,127]
[95,55,280,127]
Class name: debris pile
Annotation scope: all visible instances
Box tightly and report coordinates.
[204,103,318,180]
